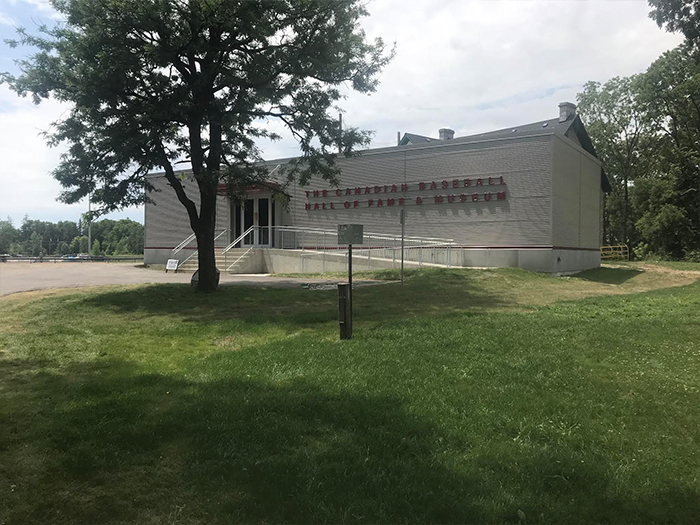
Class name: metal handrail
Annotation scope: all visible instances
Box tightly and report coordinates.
[271,225,455,246]
[226,247,252,272]
[178,229,229,266]
[172,233,196,255]
[223,225,256,254]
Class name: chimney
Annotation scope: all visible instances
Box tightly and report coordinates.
[559,102,576,123]
[439,128,455,140]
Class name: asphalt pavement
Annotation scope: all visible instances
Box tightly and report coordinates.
[0,262,369,297]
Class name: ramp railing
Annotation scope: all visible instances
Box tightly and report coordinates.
[268,225,457,268]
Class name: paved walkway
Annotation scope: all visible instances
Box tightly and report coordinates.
[0,262,369,297]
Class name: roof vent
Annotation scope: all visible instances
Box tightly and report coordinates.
[511,129,517,133]
[558,102,576,123]
[439,128,455,141]
[542,122,549,128]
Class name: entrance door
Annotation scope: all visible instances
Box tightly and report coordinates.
[236,196,272,247]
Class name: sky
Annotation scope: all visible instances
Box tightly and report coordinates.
[0,0,683,225]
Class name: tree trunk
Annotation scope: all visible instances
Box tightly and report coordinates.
[195,190,219,292]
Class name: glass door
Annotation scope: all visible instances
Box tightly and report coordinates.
[243,199,255,245]
[238,196,272,247]
[258,198,270,246]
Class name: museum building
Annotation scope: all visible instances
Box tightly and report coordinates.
[145,102,609,273]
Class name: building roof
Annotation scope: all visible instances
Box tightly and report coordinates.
[398,132,438,145]
[399,115,611,192]
[262,111,610,192]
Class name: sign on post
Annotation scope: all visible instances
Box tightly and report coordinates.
[166,259,180,273]
[337,224,363,340]
[337,224,364,245]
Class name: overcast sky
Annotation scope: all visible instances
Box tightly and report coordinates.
[0,0,683,225]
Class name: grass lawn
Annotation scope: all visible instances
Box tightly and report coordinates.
[1,266,699,524]
[635,259,700,272]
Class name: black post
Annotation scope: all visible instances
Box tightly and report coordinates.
[338,283,352,340]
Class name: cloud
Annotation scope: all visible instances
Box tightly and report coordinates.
[0,87,142,224]
[0,11,16,26]
[2,0,60,19]
[0,0,685,223]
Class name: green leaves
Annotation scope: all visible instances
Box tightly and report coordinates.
[577,43,700,257]
[2,0,393,216]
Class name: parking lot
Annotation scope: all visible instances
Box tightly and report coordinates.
[0,262,352,297]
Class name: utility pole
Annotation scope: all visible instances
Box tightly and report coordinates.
[338,112,343,154]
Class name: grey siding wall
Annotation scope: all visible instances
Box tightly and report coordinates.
[145,175,229,252]
[551,136,603,249]
[285,136,554,246]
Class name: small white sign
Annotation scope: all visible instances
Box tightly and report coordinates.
[166,259,180,272]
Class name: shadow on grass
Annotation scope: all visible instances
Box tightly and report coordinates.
[574,267,643,285]
[2,355,698,524]
[78,269,513,326]
[1,356,489,524]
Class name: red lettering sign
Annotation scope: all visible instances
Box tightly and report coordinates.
[497,191,506,200]
[472,193,479,202]
[344,201,351,208]
[434,195,443,204]
[416,196,423,205]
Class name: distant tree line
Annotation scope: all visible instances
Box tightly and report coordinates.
[577,42,700,261]
[0,216,143,256]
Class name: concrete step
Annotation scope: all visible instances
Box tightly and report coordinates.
[178,255,250,273]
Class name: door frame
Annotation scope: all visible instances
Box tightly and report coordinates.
[233,195,273,247]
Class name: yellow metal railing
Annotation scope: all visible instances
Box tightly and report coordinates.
[601,244,629,261]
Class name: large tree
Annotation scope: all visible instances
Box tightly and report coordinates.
[649,0,700,46]
[636,43,700,254]
[3,0,392,291]
[576,76,653,248]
